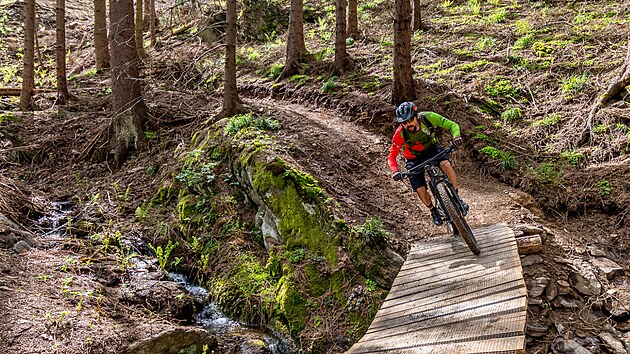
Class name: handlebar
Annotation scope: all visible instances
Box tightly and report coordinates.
[401,145,456,177]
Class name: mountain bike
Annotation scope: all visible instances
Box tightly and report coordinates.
[401,145,480,255]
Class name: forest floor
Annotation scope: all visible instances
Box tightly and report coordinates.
[1,0,629,352]
[0,92,625,353]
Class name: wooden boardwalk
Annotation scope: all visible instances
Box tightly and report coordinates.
[347,224,527,354]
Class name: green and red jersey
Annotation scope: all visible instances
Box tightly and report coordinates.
[388,111,461,172]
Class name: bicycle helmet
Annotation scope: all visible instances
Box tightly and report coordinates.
[395,101,417,123]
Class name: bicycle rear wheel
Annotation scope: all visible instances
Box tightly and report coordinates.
[436,183,480,255]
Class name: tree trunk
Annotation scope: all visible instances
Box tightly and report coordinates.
[392,0,416,105]
[109,0,147,168]
[56,0,69,104]
[413,0,423,31]
[221,0,243,117]
[20,0,35,111]
[148,0,156,47]
[94,0,110,69]
[347,0,357,39]
[334,0,347,75]
[277,0,308,81]
[135,0,145,57]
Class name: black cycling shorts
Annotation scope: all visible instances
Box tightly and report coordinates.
[405,145,449,191]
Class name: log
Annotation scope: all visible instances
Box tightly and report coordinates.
[516,234,543,255]
[0,87,56,96]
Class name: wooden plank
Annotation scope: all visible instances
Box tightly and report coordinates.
[365,291,527,338]
[392,255,521,291]
[374,272,525,320]
[401,237,517,273]
[400,232,516,271]
[382,265,525,309]
[355,313,526,352]
[350,333,526,353]
[395,242,518,283]
[347,224,527,354]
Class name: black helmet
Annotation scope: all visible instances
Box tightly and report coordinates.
[396,102,417,123]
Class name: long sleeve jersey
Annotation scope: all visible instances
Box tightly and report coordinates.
[387,111,461,172]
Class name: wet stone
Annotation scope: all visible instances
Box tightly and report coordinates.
[13,240,31,254]
[545,281,558,301]
[528,277,550,298]
[527,322,550,337]
[551,337,593,354]
[599,332,627,354]
[521,254,544,266]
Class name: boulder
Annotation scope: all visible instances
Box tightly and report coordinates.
[551,337,593,354]
[127,280,197,321]
[604,287,630,319]
[545,281,558,301]
[599,332,627,354]
[592,257,624,280]
[521,254,544,266]
[123,327,217,354]
[528,277,550,298]
[569,262,601,297]
[527,322,550,337]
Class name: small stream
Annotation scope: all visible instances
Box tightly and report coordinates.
[38,204,294,352]
[38,201,73,237]
[168,273,295,354]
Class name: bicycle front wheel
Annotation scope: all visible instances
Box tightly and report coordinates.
[436,183,480,255]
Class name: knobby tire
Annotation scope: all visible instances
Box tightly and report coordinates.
[436,183,480,255]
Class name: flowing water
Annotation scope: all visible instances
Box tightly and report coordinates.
[168,273,295,354]
[38,201,73,237]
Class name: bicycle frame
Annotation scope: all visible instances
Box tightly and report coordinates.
[402,146,467,221]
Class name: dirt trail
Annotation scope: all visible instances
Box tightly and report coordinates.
[249,98,537,254]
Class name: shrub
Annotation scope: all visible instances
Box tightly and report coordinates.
[501,107,522,122]
[513,33,535,50]
[534,163,562,185]
[267,63,283,79]
[321,76,338,93]
[560,150,583,166]
[224,113,280,134]
[484,78,519,99]
[561,73,588,93]
[478,146,516,170]
[597,180,612,197]
[352,217,389,246]
[476,36,496,51]
[533,113,561,127]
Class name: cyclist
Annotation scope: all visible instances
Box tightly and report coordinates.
[388,101,467,226]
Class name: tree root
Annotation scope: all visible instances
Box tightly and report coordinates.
[578,34,630,147]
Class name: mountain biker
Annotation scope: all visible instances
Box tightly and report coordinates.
[387,101,467,226]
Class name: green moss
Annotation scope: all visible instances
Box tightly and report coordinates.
[276,277,308,332]
[269,183,338,265]
[304,263,330,296]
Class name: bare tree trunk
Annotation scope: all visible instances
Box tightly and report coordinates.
[392,0,416,105]
[277,0,308,81]
[110,0,147,168]
[413,0,423,31]
[135,0,145,57]
[56,0,69,104]
[334,0,347,75]
[94,0,110,69]
[347,0,358,39]
[221,0,243,117]
[148,0,156,47]
[20,0,35,110]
